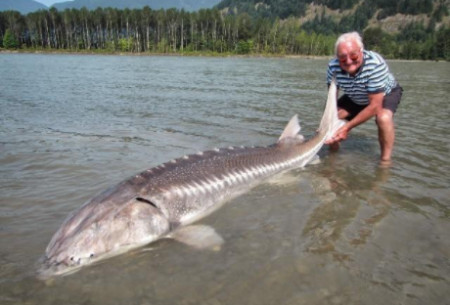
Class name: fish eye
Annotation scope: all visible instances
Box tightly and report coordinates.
[90,253,95,258]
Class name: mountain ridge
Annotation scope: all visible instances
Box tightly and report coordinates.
[0,0,222,14]
[0,0,47,14]
[53,0,222,11]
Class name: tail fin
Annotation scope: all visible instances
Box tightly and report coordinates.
[318,79,345,141]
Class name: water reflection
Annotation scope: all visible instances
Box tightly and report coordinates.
[303,153,392,261]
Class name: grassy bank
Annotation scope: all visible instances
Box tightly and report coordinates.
[0,47,334,60]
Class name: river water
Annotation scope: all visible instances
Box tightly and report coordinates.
[0,53,448,305]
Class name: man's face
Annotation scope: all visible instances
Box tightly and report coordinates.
[337,41,363,75]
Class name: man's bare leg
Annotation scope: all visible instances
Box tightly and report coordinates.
[376,109,395,161]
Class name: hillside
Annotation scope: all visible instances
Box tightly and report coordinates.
[218,0,450,33]
[301,1,449,34]
[0,0,47,14]
[0,0,448,60]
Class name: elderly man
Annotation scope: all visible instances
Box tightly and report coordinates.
[326,32,403,162]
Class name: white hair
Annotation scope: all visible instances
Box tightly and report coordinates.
[334,32,364,54]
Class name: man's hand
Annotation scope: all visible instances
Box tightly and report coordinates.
[325,125,350,145]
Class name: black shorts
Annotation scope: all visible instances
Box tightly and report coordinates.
[338,85,403,120]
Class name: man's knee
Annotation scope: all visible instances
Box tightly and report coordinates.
[337,108,350,120]
[376,109,394,127]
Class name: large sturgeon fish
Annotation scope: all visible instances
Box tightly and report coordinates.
[39,80,342,279]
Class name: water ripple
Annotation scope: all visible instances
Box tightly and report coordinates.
[0,54,449,305]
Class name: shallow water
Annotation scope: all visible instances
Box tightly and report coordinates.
[0,54,448,305]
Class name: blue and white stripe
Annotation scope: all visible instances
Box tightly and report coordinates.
[327,50,397,105]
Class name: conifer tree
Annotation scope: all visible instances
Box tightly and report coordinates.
[3,29,18,49]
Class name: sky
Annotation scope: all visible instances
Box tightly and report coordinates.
[34,0,71,7]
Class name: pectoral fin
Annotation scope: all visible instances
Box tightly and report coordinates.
[169,225,224,251]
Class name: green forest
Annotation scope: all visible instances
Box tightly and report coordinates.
[1,0,449,60]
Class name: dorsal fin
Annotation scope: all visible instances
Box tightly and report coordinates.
[278,115,302,141]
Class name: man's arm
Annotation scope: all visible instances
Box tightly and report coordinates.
[325,92,384,144]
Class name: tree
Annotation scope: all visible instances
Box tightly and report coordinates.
[435,26,450,60]
[3,29,18,49]
[363,27,396,58]
[236,39,253,54]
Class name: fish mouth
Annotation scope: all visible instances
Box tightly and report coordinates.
[37,250,117,280]
[37,264,69,280]
[36,255,88,280]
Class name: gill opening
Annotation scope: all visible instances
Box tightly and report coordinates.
[136,197,159,209]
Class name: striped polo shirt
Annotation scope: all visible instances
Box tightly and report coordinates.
[327,50,397,105]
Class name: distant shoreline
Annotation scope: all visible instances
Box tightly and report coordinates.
[0,49,445,62]
[0,48,330,60]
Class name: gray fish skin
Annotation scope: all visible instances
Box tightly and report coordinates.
[39,81,341,279]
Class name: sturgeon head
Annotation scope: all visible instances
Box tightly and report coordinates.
[38,182,171,279]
